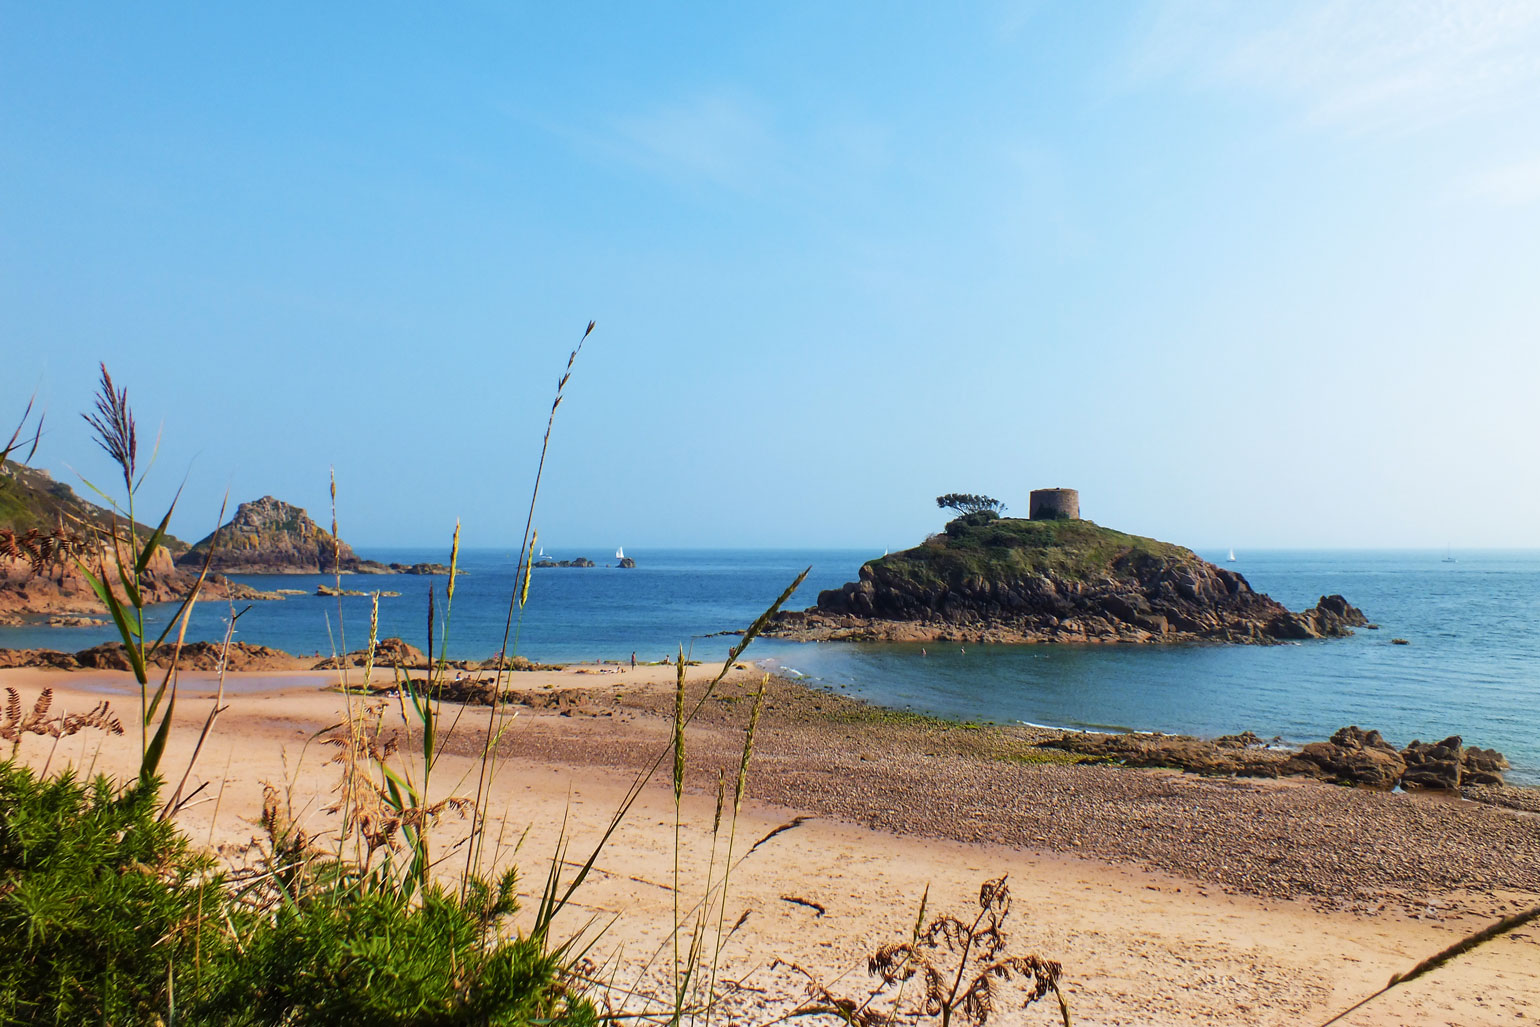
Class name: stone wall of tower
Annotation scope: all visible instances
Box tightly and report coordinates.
[1029,488,1080,521]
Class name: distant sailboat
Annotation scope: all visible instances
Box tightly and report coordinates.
[615,546,625,560]
[538,546,544,557]
[1442,545,1456,564]
[1227,548,1236,563]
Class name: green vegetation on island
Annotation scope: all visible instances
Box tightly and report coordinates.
[874,513,1194,591]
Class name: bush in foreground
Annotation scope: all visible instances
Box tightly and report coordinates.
[0,762,595,1026]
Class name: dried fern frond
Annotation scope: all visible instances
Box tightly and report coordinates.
[2,688,123,745]
[960,956,1062,1025]
[260,782,311,857]
[922,915,971,953]
[0,527,88,574]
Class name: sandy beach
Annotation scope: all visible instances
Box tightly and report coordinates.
[4,661,1537,1026]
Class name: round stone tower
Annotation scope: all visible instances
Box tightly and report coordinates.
[1029,488,1080,521]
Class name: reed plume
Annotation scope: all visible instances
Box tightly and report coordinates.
[82,363,135,493]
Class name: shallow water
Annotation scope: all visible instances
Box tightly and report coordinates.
[3,547,1535,781]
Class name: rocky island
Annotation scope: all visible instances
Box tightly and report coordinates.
[177,497,449,576]
[770,488,1366,645]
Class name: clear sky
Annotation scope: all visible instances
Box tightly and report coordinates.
[4,2,1539,552]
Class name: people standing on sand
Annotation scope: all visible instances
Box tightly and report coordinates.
[630,651,636,669]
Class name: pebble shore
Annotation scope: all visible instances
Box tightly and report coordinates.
[455,672,1540,919]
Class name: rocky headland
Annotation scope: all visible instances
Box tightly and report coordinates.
[769,513,1367,645]
[1,461,205,623]
[2,470,450,623]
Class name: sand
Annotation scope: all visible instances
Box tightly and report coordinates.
[4,661,1537,1026]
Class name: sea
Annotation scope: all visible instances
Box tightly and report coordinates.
[2,547,1536,784]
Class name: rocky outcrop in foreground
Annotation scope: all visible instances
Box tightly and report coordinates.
[770,516,1367,645]
[1042,725,1511,791]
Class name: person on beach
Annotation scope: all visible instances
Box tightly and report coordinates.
[630,651,636,669]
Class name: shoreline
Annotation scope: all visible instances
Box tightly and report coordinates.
[3,663,1537,1024]
[5,635,1536,790]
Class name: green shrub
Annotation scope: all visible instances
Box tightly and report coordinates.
[206,867,595,1027]
[0,762,596,1026]
[0,765,223,1026]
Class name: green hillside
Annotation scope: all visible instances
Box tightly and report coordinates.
[0,460,187,551]
[866,514,1195,589]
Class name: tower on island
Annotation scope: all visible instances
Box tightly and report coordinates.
[1029,488,1080,521]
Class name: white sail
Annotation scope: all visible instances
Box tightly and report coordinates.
[1227,548,1236,562]
[616,546,625,560]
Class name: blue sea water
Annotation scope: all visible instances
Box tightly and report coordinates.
[2,547,1536,782]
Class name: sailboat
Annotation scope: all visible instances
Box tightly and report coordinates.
[615,546,625,560]
[1227,548,1236,563]
[1442,545,1456,564]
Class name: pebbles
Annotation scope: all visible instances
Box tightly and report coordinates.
[460,673,1540,915]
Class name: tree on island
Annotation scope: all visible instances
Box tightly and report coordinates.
[936,493,1007,517]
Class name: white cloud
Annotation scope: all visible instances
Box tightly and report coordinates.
[613,91,780,193]
[1465,154,1540,204]
[1129,0,1540,136]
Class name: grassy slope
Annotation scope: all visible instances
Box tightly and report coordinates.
[0,460,187,552]
[865,516,1196,590]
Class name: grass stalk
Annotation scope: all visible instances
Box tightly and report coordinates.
[1319,902,1540,1026]
[466,321,593,896]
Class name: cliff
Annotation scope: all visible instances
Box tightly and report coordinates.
[769,515,1366,645]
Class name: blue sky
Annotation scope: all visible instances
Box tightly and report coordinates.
[4,2,1539,551]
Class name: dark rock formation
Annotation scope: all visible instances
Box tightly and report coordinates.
[313,636,427,669]
[770,516,1366,646]
[534,557,596,568]
[352,561,453,575]
[1279,726,1406,789]
[1041,724,1511,792]
[72,641,308,671]
[617,557,636,569]
[1399,736,1509,789]
[178,497,361,574]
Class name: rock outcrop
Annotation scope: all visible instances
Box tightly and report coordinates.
[177,497,362,574]
[1042,724,1511,791]
[1279,726,1406,789]
[769,516,1367,645]
[1,460,208,620]
[313,637,427,669]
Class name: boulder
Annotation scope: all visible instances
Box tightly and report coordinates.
[1400,736,1465,790]
[1279,725,1405,789]
[312,636,427,670]
[1462,746,1510,786]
